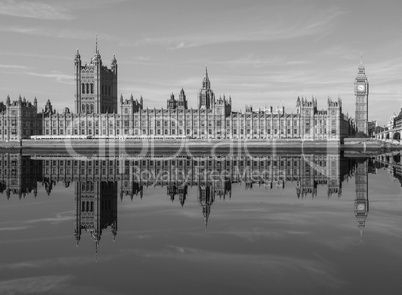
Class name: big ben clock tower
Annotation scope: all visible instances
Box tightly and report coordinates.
[354,57,369,135]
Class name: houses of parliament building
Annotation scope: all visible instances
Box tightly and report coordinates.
[0,46,355,142]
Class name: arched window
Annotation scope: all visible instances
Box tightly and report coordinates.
[86,83,89,94]
[86,104,90,114]
[108,86,111,95]
[90,104,94,113]
[90,83,94,94]
[82,104,85,113]
[82,83,85,94]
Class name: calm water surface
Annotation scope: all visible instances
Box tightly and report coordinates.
[0,151,401,295]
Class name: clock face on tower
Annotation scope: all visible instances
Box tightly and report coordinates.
[357,203,365,211]
[357,84,365,92]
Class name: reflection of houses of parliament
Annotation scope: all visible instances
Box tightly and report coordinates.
[74,181,118,253]
[37,155,350,232]
[3,153,401,246]
[0,153,41,198]
[30,153,353,233]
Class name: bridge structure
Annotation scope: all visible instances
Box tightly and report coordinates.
[374,126,401,145]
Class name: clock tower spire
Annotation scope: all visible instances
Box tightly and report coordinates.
[354,57,369,135]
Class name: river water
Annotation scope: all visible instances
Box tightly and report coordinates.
[0,151,401,295]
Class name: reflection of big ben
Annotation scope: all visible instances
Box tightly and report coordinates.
[198,184,215,230]
[354,160,369,237]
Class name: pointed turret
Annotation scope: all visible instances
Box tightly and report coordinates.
[202,66,211,90]
[167,93,177,109]
[179,88,185,100]
[93,34,101,63]
[199,67,214,109]
[111,54,117,74]
[177,88,188,109]
[358,54,365,75]
[75,49,81,61]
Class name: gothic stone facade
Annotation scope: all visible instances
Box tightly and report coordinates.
[0,96,41,141]
[1,49,350,141]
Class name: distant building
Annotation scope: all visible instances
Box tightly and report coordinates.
[394,108,402,129]
[387,114,397,130]
[368,120,377,137]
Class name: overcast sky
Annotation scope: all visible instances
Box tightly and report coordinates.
[0,0,401,125]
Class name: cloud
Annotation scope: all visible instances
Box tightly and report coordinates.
[24,71,73,85]
[286,60,311,65]
[321,44,361,60]
[124,7,344,49]
[215,54,287,68]
[128,246,345,289]
[0,64,30,70]
[0,226,29,231]
[0,0,73,20]
[0,254,111,271]
[0,275,74,294]
[24,211,73,224]
[0,25,114,42]
[0,50,71,61]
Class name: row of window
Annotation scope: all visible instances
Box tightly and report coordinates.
[43,117,337,127]
[81,83,112,95]
[44,157,332,167]
[43,124,337,134]
[42,128,341,137]
[81,83,94,94]
[44,120,307,128]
